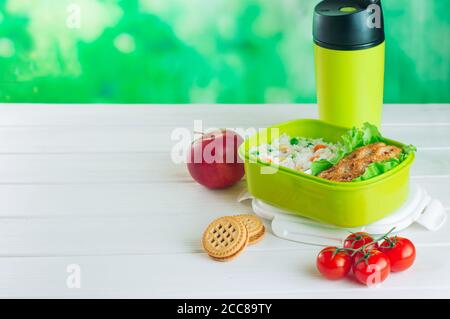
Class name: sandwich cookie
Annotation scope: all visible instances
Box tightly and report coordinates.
[202,216,249,261]
[235,214,266,245]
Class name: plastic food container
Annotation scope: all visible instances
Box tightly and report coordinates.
[238,119,415,227]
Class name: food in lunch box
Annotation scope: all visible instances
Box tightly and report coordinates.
[202,214,265,261]
[316,230,416,286]
[187,129,244,189]
[249,135,338,173]
[251,123,416,182]
[235,214,266,245]
[311,123,416,182]
[318,142,402,182]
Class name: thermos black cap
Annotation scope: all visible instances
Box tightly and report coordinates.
[313,0,385,50]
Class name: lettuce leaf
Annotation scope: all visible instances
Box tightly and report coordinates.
[352,158,401,182]
[311,123,381,175]
[311,159,334,176]
[361,122,384,143]
[310,123,416,182]
[402,144,417,157]
[341,127,363,153]
[352,143,416,181]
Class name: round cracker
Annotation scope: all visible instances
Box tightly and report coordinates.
[235,214,265,245]
[202,216,248,260]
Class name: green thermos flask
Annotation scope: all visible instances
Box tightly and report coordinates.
[313,0,385,128]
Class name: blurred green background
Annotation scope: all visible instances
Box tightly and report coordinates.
[0,0,448,103]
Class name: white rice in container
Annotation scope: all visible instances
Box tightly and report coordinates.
[249,133,338,174]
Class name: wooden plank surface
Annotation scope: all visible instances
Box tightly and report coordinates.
[1,246,450,298]
[0,178,448,219]
[0,207,449,257]
[0,104,449,298]
[0,149,448,184]
[0,104,448,126]
[0,124,448,154]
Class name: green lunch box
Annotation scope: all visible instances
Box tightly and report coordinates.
[238,119,415,228]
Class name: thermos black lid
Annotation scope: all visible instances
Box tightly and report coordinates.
[313,0,385,50]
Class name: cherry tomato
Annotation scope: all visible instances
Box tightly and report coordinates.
[353,249,390,286]
[344,232,379,255]
[379,236,416,272]
[316,246,352,280]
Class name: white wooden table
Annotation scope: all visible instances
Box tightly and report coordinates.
[0,104,449,298]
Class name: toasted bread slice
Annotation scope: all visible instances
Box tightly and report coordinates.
[318,142,402,182]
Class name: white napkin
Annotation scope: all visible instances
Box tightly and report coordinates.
[238,184,446,246]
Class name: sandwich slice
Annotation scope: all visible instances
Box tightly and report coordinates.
[311,123,416,183]
[318,142,402,182]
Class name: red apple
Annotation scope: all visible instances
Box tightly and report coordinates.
[186,129,245,189]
